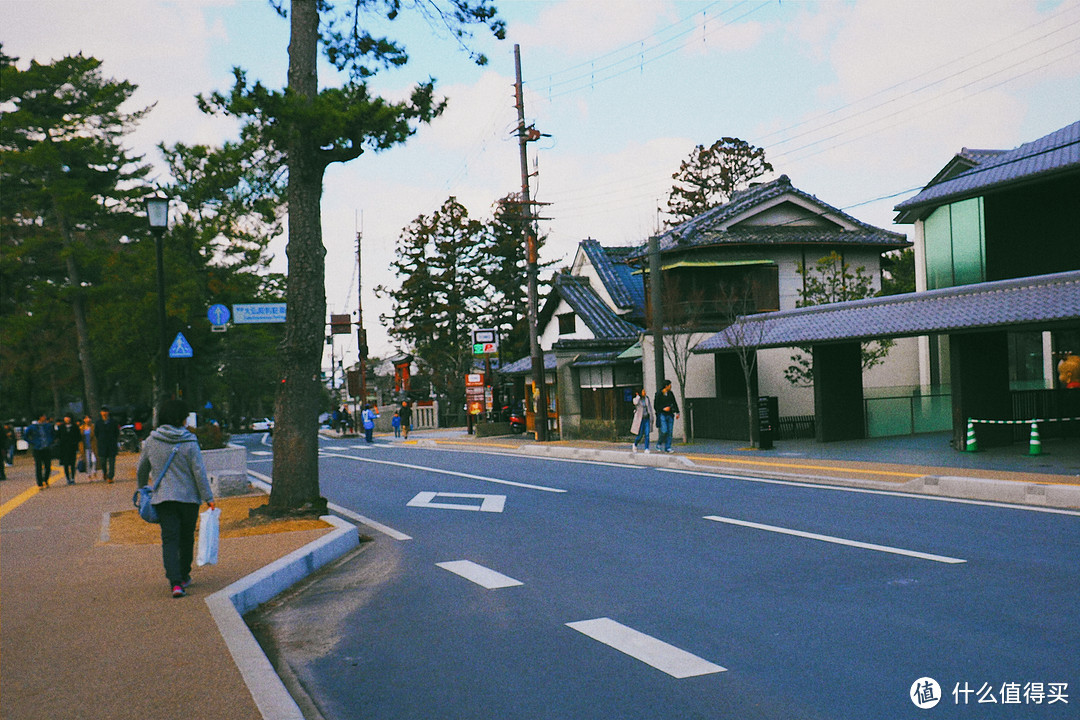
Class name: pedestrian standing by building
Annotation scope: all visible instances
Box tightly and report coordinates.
[26,413,55,488]
[55,413,81,485]
[136,399,214,599]
[654,380,681,454]
[399,400,412,440]
[94,406,120,483]
[79,415,96,478]
[630,387,652,453]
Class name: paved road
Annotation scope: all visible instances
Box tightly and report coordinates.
[239,434,1080,719]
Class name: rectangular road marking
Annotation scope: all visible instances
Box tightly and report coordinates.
[408,491,505,513]
[704,516,966,564]
[566,618,726,679]
[437,560,523,589]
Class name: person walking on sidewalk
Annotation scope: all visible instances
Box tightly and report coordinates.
[79,415,96,478]
[136,399,214,599]
[94,406,120,483]
[26,413,55,488]
[654,380,680,454]
[0,423,10,481]
[55,413,81,484]
[631,387,652,453]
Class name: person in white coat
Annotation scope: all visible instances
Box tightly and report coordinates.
[630,387,652,453]
[136,399,214,598]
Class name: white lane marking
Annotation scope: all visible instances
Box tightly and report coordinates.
[662,468,1080,517]
[704,515,966,564]
[320,452,566,493]
[566,618,726,679]
[437,560,523,589]
[246,469,412,541]
[349,445,383,450]
[407,492,505,513]
[250,451,273,456]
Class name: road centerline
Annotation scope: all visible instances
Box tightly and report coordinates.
[704,515,966,564]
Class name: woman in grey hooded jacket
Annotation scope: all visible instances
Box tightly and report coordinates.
[137,399,214,598]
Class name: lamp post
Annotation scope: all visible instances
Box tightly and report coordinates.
[146,192,170,408]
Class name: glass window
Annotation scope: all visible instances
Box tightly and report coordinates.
[558,312,576,335]
[924,205,954,290]
[922,198,986,290]
[950,197,985,286]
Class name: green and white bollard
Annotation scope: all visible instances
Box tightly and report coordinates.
[965,419,979,452]
[1028,422,1042,456]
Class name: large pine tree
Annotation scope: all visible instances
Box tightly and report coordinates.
[201,1,504,512]
[1,51,151,417]
[665,137,772,227]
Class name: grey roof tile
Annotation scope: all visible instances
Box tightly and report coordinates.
[695,270,1080,352]
[895,121,1080,219]
[555,275,643,340]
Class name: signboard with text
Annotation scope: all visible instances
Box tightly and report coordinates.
[233,303,287,324]
[471,328,498,356]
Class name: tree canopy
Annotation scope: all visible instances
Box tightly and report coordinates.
[665,137,773,227]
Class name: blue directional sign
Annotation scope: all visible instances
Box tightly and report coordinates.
[208,304,231,326]
[169,332,194,359]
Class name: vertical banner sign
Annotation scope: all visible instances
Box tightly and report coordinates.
[465,372,486,415]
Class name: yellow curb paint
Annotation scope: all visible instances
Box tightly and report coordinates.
[0,485,41,519]
[684,455,924,481]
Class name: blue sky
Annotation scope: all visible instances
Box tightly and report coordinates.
[6,0,1080,367]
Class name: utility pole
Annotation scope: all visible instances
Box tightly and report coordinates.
[649,233,664,392]
[356,217,368,406]
[514,44,548,441]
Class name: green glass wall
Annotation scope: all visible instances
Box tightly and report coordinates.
[923,197,986,289]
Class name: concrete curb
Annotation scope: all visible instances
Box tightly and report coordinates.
[206,514,360,720]
[420,439,1080,510]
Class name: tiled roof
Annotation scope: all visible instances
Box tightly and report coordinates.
[894,121,1080,221]
[694,270,1080,352]
[629,175,907,259]
[499,352,556,375]
[580,239,646,316]
[555,274,643,340]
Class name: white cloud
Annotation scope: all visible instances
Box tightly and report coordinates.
[508,0,677,56]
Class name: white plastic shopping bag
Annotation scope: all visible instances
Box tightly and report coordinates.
[196,507,220,566]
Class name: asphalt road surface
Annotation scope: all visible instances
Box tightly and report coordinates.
[238,434,1080,720]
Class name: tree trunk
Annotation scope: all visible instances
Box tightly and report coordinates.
[54,203,101,417]
[269,0,327,512]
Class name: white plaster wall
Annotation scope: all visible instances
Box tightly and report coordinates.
[538,297,595,350]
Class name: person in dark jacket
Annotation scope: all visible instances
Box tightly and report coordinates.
[26,414,55,488]
[654,379,681,454]
[136,399,214,599]
[399,400,413,440]
[55,412,82,484]
[94,406,120,483]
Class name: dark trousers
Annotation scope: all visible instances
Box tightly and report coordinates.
[33,449,52,486]
[157,501,200,587]
[99,453,116,480]
[365,426,374,443]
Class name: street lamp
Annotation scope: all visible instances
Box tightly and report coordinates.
[146,192,170,408]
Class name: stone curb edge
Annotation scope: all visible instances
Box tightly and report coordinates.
[206,512,360,720]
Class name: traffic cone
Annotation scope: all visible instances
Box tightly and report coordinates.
[1028,422,1042,456]
[965,420,978,452]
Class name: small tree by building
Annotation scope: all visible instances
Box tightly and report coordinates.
[784,251,894,387]
[665,137,772,227]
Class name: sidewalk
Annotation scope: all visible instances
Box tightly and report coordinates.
[0,452,350,720]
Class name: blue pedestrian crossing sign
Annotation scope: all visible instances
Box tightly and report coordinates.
[169,332,194,359]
